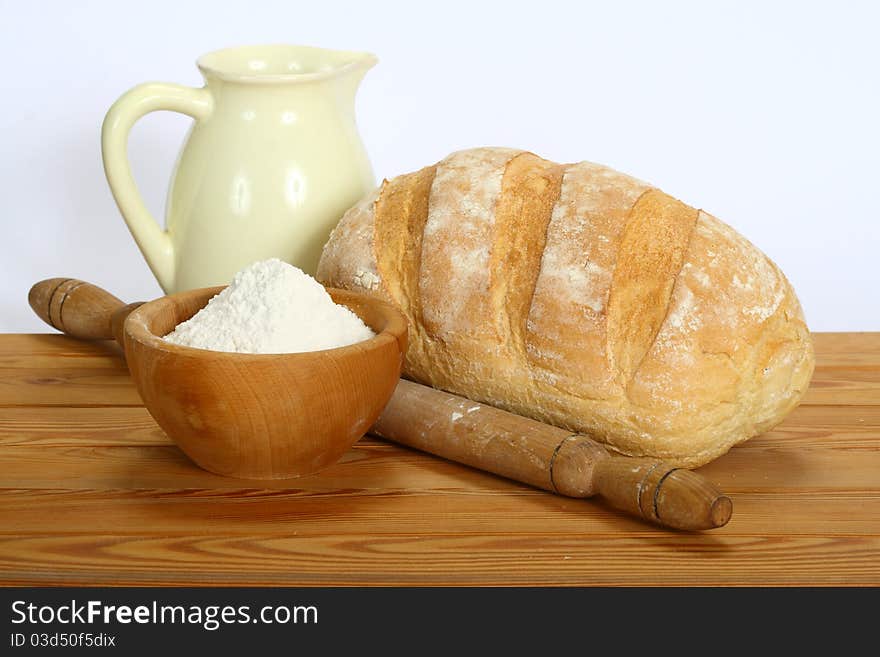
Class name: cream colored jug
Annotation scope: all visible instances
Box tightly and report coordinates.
[102,44,377,293]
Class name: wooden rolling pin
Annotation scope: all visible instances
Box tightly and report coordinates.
[29,278,732,531]
[373,379,731,530]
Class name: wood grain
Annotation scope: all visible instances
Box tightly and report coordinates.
[0,332,878,585]
[0,534,876,586]
[2,440,879,492]
[0,407,166,446]
[1,488,876,536]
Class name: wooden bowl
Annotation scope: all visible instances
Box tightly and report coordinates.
[122,286,407,479]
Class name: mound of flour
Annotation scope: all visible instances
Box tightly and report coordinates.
[163,259,375,354]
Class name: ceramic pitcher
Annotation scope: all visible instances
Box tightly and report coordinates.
[102,44,377,293]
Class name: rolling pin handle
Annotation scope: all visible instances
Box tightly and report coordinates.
[592,457,732,530]
[28,278,128,341]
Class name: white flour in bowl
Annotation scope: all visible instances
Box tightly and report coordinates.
[163,258,375,354]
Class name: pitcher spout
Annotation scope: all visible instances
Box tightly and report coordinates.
[197,44,377,85]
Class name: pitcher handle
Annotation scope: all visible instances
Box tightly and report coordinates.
[101,83,213,293]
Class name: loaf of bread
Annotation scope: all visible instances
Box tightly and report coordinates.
[316,147,814,467]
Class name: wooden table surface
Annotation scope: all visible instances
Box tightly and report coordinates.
[0,332,878,586]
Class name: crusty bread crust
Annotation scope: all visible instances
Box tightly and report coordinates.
[317,147,815,467]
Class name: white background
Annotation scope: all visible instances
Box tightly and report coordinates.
[2,0,878,332]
